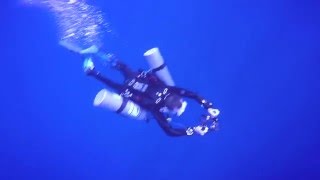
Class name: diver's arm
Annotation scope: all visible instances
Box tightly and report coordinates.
[103,53,138,79]
[170,86,220,122]
[170,87,214,109]
[88,69,124,92]
[84,58,124,92]
[153,111,192,137]
[79,46,137,79]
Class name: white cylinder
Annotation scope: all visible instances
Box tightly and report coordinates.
[143,47,175,86]
[93,89,148,121]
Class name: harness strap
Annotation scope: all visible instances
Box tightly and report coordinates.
[151,63,167,73]
[116,98,129,113]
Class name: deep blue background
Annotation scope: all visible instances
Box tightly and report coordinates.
[1,0,320,179]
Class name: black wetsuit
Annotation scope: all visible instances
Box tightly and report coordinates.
[87,60,213,137]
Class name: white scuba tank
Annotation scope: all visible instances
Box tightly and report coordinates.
[143,47,175,86]
[93,88,148,121]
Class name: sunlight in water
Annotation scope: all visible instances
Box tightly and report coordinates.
[23,0,111,49]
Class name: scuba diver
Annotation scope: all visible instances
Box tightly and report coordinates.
[61,42,220,136]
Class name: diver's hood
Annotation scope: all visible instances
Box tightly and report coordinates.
[160,100,188,117]
[176,100,187,116]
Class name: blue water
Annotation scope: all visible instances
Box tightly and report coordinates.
[1,1,320,179]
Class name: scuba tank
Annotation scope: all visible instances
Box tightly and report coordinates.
[143,47,175,86]
[93,88,148,121]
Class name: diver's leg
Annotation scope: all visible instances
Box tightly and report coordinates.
[107,54,138,79]
[94,71,123,91]
[84,59,124,92]
[78,46,138,79]
[89,70,124,92]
